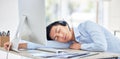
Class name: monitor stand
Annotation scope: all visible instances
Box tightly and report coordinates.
[11,15,27,52]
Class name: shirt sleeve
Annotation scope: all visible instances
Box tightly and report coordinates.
[21,40,70,50]
[81,21,107,52]
[19,40,43,50]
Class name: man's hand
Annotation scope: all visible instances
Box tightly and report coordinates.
[4,42,27,50]
[4,42,12,50]
[70,42,81,50]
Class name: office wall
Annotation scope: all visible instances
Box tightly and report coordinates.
[107,0,120,37]
[0,0,120,39]
[108,0,120,37]
[0,0,19,40]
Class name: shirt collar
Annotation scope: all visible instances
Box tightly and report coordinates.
[73,27,81,40]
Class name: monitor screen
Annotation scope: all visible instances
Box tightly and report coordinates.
[18,0,47,45]
[11,0,47,51]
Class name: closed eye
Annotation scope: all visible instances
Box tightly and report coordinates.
[54,27,61,40]
[57,28,61,33]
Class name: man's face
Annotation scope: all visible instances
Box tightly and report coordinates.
[50,25,72,43]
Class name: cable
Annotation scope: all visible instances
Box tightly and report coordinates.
[6,50,9,59]
[6,43,11,59]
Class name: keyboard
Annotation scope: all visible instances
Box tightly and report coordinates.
[36,48,65,53]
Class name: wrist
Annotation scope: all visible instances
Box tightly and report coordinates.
[18,43,27,49]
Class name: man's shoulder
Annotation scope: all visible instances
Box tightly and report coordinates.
[77,20,97,28]
[79,20,100,29]
[84,20,95,24]
[83,20,97,26]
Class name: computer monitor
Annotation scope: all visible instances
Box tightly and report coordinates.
[11,0,47,51]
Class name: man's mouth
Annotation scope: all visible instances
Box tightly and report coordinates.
[64,34,67,40]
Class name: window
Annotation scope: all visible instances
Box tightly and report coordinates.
[46,0,101,27]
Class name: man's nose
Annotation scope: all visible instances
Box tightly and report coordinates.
[57,33,64,38]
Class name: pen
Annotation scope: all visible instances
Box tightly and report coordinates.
[2,31,6,36]
[99,57,118,59]
[6,30,10,36]
[67,52,90,58]
[78,52,100,58]
[6,42,12,59]
[0,32,1,36]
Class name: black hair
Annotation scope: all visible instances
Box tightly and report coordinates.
[46,20,69,40]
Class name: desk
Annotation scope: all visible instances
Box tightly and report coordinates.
[0,47,119,59]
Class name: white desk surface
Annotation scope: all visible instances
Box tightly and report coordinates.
[0,47,120,59]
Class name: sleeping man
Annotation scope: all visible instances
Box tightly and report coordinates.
[4,20,120,53]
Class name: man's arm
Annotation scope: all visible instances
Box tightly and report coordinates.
[69,42,81,50]
[18,43,27,49]
[4,42,27,50]
[81,21,107,51]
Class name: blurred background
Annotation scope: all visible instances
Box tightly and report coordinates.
[0,0,120,39]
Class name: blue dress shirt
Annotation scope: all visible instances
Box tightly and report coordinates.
[27,20,120,53]
[73,21,120,53]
